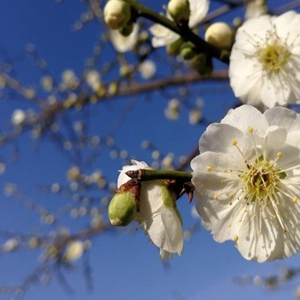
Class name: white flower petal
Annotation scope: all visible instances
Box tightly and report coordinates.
[189,0,209,28]
[117,159,148,187]
[263,126,287,157]
[236,206,279,262]
[221,105,269,134]
[195,191,245,243]
[265,107,300,132]
[149,24,179,47]
[199,123,253,156]
[147,206,183,254]
[109,24,139,53]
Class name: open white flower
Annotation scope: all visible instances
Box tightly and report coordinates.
[191,105,300,262]
[109,24,139,53]
[150,0,209,47]
[229,11,300,108]
[118,160,183,260]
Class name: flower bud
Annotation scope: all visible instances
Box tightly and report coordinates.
[167,0,190,24]
[189,53,212,75]
[205,22,233,49]
[108,179,140,226]
[180,43,197,60]
[166,38,184,56]
[108,191,137,226]
[104,0,131,30]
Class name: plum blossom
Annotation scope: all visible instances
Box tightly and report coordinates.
[118,160,183,260]
[229,11,300,108]
[191,105,300,262]
[109,24,139,53]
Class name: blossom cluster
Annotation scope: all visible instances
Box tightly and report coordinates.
[107,1,300,263]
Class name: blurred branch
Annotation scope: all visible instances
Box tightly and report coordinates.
[0,70,228,145]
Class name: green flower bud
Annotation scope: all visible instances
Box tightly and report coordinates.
[108,179,140,226]
[104,0,131,30]
[108,191,137,226]
[167,0,190,24]
[166,38,184,56]
[189,53,212,75]
[180,43,197,60]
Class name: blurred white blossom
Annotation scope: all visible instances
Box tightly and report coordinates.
[63,240,84,262]
[11,109,26,126]
[139,60,156,79]
[165,98,180,120]
[40,75,53,91]
[109,24,139,53]
[85,70,101,91]
[61,69,79,89]
[3,238,19,252]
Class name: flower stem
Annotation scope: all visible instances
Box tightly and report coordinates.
[124,0,229,64]
[126,169,192,182]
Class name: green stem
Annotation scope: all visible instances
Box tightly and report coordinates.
[126,169,192,182]
[124,0,229,64]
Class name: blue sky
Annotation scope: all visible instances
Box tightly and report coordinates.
[0,1,299,300]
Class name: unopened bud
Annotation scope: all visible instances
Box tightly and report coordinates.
[205,22,233,49]
[167,0,190,24]
[104,0,131,30]
[180,43,197,60]
[109,192,137,226]
[166,38,184,56]
[190,53,212,75]
[108,179,140,226]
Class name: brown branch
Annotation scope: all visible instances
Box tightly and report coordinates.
[116,70,228,96]
[1,69,228,117]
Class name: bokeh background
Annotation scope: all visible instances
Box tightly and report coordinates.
[0,1,299,299]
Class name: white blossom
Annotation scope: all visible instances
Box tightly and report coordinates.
[118,160,183,260]
[61,69,79,89]
[63,240,84,262]
[85,70,101,91]
[138,60,156,79]
[109,24,139,53]
[229,11,300,108]
[191,105,300,262]
[3,238,19,252]
[150,0,209,47]
[11,109,26,126]
[165,98,180,120]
